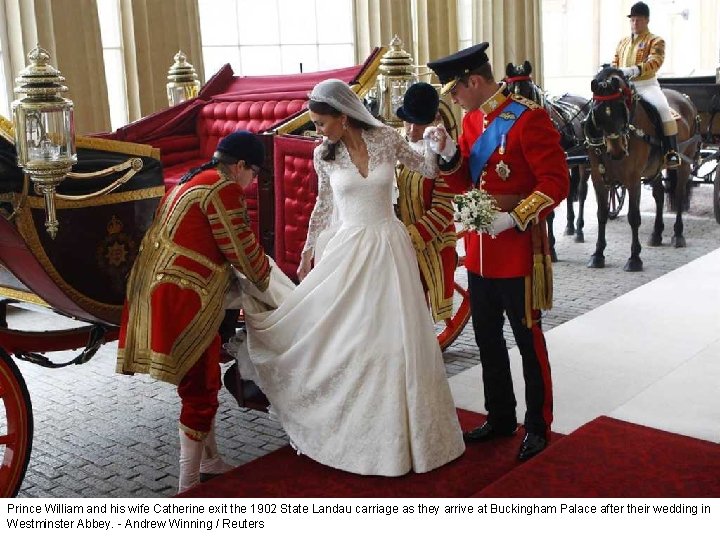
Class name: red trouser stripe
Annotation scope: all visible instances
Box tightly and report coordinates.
[531,321,553,436]
[177,334,221,433]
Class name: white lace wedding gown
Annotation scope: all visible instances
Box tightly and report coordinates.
[239,125,465,476]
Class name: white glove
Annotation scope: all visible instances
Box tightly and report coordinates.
[620,66,640,79]
[423,125,457,161]
[486,212,516,237]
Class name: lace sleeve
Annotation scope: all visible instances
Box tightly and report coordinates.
[302,147,335,256]
[392,127,439,178]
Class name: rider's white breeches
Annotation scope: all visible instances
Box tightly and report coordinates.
[633,78,678,135]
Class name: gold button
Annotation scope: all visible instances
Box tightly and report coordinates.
[154,242,160,248]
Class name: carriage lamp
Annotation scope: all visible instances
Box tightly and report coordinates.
[373,35,417,127]
[166,51,201,107]
[12,46,77,239]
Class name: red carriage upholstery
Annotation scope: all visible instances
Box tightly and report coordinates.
[98,63,363,186]
[95,56,379,259]
[161,98,307,185]
[272,136,320,279]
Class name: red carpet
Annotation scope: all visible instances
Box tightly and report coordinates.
[179,410,562,498]
[477,416,720,498]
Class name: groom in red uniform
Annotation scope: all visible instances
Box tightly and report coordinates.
[427,43,568,461]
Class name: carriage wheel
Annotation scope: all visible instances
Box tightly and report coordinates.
[607,183,626,219]
[436,231,471,351]
[437,281,471,351]
[714,162,720,225]
[0,347,33,498]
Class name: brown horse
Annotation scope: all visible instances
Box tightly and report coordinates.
[505,62,592,260]
[584,67,700,271]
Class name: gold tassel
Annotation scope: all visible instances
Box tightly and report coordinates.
[532,253,547,310]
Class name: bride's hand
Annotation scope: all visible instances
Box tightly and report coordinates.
[297,252,313,282]
[423,125,456,160]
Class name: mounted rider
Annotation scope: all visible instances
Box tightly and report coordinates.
[612,1,680,168]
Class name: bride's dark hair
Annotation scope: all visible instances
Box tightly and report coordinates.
[308,100,375,161]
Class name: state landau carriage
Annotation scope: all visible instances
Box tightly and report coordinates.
[0,42,470,497]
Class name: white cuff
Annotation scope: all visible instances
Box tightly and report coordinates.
[439,137,457,161]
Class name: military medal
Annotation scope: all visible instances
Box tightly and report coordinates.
[496,160,511,180]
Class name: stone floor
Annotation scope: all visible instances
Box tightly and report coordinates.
[6,181,719,498]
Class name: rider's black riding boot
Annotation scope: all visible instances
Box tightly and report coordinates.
[664,134,680,169]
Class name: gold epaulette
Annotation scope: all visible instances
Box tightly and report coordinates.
[510,191,554,231]
[510,94,540,110]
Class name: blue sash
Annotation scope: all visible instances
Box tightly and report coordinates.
[469,100,528,186]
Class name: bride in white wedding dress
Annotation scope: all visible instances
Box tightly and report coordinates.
[236,79,465,476]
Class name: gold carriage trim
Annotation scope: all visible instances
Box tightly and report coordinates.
[10,185,164,323]
[510,191,554,231]
[273,47,384,135]
[16,186,164,209]
[0,115,160,160]
[76,136,161,160]
[14,207,125,322]
[0,285,50,308]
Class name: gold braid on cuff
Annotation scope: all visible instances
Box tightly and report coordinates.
[510,191,554,231]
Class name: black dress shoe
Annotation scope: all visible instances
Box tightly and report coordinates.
[223,363,269,411]
[517,432,547,461]
[463,421,518,443]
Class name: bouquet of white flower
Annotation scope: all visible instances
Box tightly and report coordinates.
[453,188,499,234]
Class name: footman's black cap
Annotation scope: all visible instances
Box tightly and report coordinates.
[628,2,650,17]
[427,43,490,95]
[396,82,439,125]
[216,130,265,169]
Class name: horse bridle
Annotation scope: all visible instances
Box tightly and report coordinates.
[586,80,634,156]
[504,74,546,108]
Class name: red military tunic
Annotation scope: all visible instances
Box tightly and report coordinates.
[441,90,569,279]
[397,168,457,321]
[117,168,270,386]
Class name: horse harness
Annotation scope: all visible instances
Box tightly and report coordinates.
[546,97,590,152]
[586,81,700,167]
[506,74,589,152]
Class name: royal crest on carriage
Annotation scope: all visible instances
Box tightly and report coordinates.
[96,214,137,293]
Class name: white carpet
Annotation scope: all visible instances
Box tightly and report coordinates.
[450,247,720,442]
